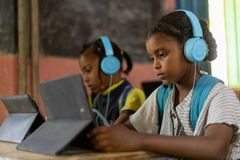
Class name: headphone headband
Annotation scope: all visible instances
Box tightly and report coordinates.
[177,9,203,38]
[99,36,114,56]
[176,9,207,63]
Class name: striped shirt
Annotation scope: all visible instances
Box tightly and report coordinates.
[130,83,240,159]
[91,79,145,125]
[169,86,194,136]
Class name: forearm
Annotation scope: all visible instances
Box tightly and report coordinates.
[140,134,227,159]
[113,114,130,125]
[124,120,136,131]
[89,122,232,158]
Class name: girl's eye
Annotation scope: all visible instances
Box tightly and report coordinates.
[84,67,92,73]
[158,50,167,58]
[149,56,154,62]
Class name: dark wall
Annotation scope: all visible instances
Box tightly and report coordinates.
[0,0,17,54]
[0,0,166,62]
[39,0,165,62]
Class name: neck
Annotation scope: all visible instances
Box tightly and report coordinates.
[175,64,201,102]
[100,72,122,91]
[111,72,122,85]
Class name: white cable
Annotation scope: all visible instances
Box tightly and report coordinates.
[92,108,110,126]
[177,63,197,136]
[104,75,113,120]
[192,63,197,91]
[93,75,112,126]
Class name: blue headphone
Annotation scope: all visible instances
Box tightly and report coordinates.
[179,10,207,63]
[99,36,121,75]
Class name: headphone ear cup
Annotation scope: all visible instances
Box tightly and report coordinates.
[101,56,120,75]
[184,38,207,63]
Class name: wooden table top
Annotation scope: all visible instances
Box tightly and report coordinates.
[0,142,160,160]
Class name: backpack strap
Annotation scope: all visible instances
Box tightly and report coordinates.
[156,85,172,129]
[157,75,223,131]
[190,75,223,129]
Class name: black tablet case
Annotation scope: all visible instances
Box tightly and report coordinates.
[17,74,94,155]
[0,95,43,143]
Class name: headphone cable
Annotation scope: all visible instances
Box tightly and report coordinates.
[192,63,197,91]
[104,75,113,123]
[92,75,113,127]
[175,63,197,136]
[92,108,110,126]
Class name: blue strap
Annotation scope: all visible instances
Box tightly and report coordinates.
[156,85,172,128]
[157,75,223,131]
[190,75,223,129]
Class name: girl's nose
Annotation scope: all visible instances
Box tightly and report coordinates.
[83,75,90,83]
[153,59,161,69]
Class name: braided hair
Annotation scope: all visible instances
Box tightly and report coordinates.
[147,11,217,61]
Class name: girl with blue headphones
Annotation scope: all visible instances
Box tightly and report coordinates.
[79,36,145,126]
[87,10,240,159]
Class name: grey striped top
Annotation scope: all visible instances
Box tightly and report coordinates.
[130,83,240,159]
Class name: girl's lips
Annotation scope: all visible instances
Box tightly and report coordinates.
[87,85,94,90]
[157,74,167,80]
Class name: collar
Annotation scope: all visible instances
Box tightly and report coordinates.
[102,79,125,95]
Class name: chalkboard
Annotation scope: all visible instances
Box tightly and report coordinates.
[0,0,165,62]
[0,0,17,54]
[39,0,165,62]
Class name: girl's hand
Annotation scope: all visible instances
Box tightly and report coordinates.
[87,125,144,152]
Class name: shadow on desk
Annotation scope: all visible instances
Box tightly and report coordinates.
[147,157,178,160]
[0,141,171,160]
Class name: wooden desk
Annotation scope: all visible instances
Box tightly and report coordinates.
[0,142,160,160]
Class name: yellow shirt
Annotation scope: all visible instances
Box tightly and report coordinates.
[120,88,145,112]
[89,79,145,114]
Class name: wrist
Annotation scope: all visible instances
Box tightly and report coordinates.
[137,133,148,151]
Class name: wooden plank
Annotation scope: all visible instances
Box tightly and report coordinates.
[30,0,39,102]
[17,0,30,94]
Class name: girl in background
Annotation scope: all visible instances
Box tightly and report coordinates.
[79,36,145,126]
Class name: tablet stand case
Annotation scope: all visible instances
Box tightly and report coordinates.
[17,74,94,155]
[0,95,44,143]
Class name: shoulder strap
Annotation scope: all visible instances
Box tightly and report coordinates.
[118,85,133,109]
[156,85,172,128]
[157,75,223,131]
[190,75,223,129]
